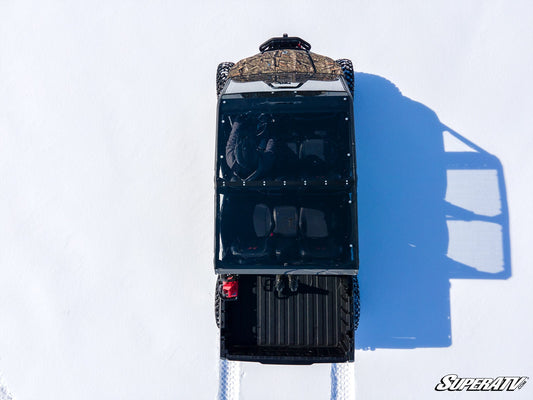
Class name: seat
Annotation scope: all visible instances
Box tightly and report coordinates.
[299,139,328,177]
[273,206,299,260]
[286,142,298,158]
[299,207,342,260]
[271,141,299,180]
[299,139,343,179]
[230,204,272,260]
[299,139,327,162]
[273,206,298,236]
[300,207,328,238]
[253,203,272,237]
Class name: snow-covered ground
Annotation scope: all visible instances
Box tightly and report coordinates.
[1,1,532,399]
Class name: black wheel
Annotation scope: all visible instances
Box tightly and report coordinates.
[353,275,360,331]
[215,275,222,328]
[335,59,354,97]
[216,62,234,97]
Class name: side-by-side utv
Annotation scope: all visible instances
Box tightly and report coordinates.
[214,35,359,364]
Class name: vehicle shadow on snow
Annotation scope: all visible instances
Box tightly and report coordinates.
[353,73,511,349]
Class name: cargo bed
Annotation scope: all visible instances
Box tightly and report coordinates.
[220,275,355,364]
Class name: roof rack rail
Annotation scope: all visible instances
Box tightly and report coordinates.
[259,34,311,53]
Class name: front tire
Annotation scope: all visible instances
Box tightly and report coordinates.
[216,62,235,97]
[335,59,354,97]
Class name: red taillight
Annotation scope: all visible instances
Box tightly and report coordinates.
[222,277,239,299]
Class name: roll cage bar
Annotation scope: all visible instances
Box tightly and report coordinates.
[259,34,312,53]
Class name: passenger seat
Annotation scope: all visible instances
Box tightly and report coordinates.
[230,203,272,260]
[273,206,299,261]
[299,139,328,177]
[299,207,342,259]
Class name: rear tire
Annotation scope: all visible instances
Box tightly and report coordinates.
[335,59,354,97]
[353,275,360,331]
[216,62,235,97]
[215,275,222,328]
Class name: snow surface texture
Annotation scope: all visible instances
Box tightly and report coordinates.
[1,1,533,399]
[218,360,240,400]
[0,376,13,400]
[330,363,355,400]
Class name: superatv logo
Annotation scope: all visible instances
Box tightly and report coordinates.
[435,374,528,391]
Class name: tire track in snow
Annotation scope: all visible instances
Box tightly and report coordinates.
[0,375,13,400]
